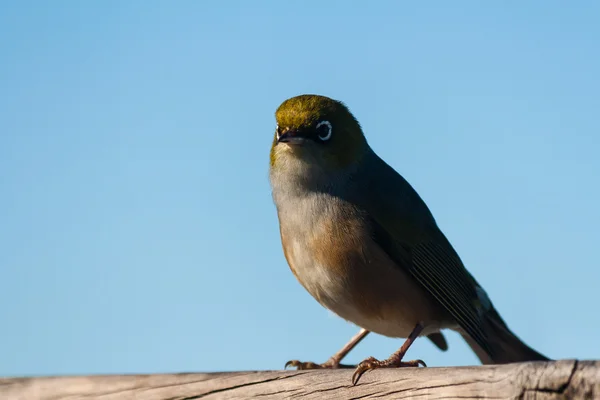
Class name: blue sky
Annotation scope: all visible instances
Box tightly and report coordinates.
[1,1,599,377]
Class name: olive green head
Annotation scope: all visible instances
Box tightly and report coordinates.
[270,95,368,170]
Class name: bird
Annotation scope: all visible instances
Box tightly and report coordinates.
[268,94,549,385]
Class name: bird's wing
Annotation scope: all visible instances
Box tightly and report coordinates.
[362,154,495,358]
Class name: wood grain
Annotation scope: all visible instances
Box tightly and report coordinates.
[1,360,598,399]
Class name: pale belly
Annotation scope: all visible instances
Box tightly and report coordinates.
[271,182,451,338]
[283,233,449,338]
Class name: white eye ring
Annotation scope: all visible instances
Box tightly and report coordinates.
[316,120,332,141]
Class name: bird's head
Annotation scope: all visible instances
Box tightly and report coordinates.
[269,95,368,174]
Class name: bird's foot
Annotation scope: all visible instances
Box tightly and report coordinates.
[351,356,426,385]
[285,358,354,370]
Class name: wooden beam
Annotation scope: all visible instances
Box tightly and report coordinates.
[1,360,598,399]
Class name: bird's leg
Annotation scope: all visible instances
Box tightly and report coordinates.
[351,323,426,385]
[285,328,369,370]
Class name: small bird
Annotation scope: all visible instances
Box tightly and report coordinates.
[268,94,549,385]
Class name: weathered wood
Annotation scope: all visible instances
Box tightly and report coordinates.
[1,360,598,399]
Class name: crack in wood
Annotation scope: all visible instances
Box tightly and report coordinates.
[179,372,305,399]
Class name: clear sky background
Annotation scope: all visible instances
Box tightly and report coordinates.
[1,1,599,377]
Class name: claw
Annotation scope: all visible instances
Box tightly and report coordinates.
[351,356,377,385]
[351,357,426,386]
[351,368,365,386]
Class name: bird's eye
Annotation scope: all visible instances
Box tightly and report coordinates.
[316,120,332,141]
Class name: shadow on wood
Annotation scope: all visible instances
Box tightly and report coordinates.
[1,360,598,399]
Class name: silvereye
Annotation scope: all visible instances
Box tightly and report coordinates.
[269,94,549,385]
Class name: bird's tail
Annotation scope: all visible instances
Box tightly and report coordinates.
[462,308,549,364]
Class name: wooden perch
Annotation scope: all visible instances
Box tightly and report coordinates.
[1,360,598,399]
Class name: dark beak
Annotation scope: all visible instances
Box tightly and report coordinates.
[277,129,306,144]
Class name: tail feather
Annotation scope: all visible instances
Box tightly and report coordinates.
[462,309,549,364]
